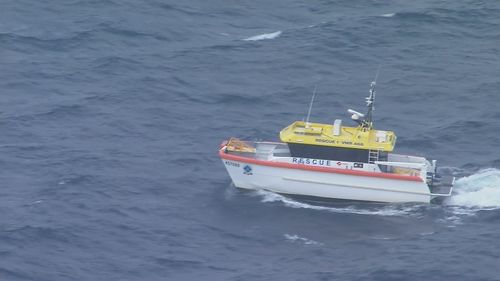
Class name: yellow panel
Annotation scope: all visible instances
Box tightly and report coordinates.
[279,121,397,152]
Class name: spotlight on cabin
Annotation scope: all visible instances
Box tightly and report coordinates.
[348,109,365,125]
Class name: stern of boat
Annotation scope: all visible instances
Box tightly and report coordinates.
[429,174,455,201]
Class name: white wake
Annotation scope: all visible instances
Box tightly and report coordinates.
[446,169,500,208]
[243,31,282,41]
[256,190,420,216]
[251,169,500,222]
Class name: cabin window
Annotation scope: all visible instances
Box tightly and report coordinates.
[288,143,370,163]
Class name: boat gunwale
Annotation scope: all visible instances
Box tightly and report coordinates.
[219,147,423,182]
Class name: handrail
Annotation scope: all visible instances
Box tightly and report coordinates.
[374,161,425,169]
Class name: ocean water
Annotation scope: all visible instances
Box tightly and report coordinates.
[1,0,500,280]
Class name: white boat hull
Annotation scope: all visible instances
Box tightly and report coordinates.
[221,157,432,203]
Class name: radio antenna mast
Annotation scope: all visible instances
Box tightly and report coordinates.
[305,85,317,128]
[365,67,380,128]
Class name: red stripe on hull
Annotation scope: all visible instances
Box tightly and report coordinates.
[219,148,423,182]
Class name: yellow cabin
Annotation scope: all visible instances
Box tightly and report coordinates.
[279,118,397,163]
[280,120,397,152]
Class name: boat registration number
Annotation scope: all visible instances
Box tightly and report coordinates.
[224,160,240,167]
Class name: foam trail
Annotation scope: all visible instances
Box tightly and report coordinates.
[256,190,420,216]
[243,31,282,41]
[446,169,500,208]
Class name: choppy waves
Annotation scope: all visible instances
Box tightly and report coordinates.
[3,0,500,280]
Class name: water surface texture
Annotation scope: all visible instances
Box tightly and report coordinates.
[1,1,500,280]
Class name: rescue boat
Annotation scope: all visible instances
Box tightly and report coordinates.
[219,80,454,203]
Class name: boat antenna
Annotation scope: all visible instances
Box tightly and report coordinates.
[365,67,380,128]
[305,85,317,128]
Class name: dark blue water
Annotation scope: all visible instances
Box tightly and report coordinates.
[1,1,500,280]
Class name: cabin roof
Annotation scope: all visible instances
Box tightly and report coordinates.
[279,121,397,152]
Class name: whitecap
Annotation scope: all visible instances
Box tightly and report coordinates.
[29,200,44,205]
[284,234,321,245]
[380,13,396,17]
[243,31,282,41]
